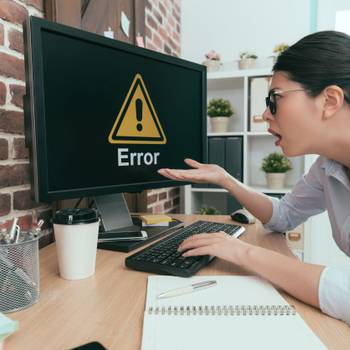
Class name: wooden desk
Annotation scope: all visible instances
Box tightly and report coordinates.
[6,215,350,349]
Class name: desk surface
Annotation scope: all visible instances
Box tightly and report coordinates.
[6,214,350,350]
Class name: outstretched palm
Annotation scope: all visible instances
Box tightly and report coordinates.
[158,158,228,186]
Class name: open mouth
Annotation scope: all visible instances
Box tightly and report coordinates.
[268,128,282,146]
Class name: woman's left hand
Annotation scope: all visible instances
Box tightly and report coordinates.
[178,232,251,266]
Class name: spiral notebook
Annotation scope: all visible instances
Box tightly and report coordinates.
[141,275,326,350]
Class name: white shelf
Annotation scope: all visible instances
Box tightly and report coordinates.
[246,131,271,136]
[207,67,272,80]
[250,186,292,194]
[207,131,244,137]
[191,187,228,193]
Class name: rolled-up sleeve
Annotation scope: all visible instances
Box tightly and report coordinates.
[264,156,327,233]
[319,267,350,325]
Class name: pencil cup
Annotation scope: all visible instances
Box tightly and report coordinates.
[0,233,40,313]
[53,208,100,280]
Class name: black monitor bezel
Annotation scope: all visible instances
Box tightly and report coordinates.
[23,16,207,203]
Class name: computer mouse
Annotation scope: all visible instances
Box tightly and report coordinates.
[230,208,256,224]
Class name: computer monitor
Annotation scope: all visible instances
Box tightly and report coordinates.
[23,16,207,233]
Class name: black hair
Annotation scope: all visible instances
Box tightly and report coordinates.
[273,31,350,104]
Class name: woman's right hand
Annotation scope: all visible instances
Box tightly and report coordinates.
[157,158,229,186]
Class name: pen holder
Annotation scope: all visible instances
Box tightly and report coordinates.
[0,232,40,313]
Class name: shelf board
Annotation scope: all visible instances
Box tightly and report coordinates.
[207,67,272,80]
[207,131,244,136]
[191,187,228,193]
[247,131,271,136]
[251,186,292,194]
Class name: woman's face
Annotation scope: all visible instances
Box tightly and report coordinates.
[262,71,322,157]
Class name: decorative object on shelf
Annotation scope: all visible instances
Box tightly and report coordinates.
[198,206,221,215]
[238,52,258,69]
[202,50,222,71]
[249,76,271,131]
[272,43,289,63]
[261,152,292,189]
[207,98,234,133]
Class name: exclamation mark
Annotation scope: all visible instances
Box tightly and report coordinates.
[136,98,143,132]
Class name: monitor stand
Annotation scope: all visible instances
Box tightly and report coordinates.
[93,193,185,252]
[94,193,140,233]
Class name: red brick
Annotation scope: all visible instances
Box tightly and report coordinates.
[159,192,167,200]
[0,138,8,160]
[26,0,43,11]
[13,137,28,159]
[0,52,25,81]
[0,23,4,46]
[159,27,167,41]
[0,192,11,216]
[176,23,180,33]
[13,189,37,210]
[147,15,158,30]
[148,193,157,204]
[9,84,25,108]
[164,200,172,210]
[0,81,6,105]
[0,163,30,188]
[18,213,33,230]
[8,29,23,53]
[169,188,179,198]
[0,110,24,134]
[159,2,167,16]
[153,8,163,24]
[0,0,27,25]
[172,8,180,23]
[153,32,163,49]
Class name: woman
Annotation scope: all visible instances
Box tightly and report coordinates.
[158,31,350,325]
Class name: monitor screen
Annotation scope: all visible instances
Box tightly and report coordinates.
[24,17,207,202]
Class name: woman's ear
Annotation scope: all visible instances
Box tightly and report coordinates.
[322,85,346,119]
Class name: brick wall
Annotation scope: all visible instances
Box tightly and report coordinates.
[0,0,52,237]
[145,0,181,214]
[0,0,182,234]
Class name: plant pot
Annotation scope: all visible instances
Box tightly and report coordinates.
[203,59,221,71]
[210,117,230,133]
[266,173,286,189]
[238,58,256,70]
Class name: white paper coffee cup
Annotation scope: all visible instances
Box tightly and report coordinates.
[53,208,100,280]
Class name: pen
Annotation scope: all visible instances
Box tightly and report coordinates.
[157,280,217,299]
[8,217,18,243]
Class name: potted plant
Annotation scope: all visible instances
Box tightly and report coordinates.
[202,50,222,71]
[198,205,221,215]
[207,98,234,132]
[239,52,258,69]
[272,43,289,63]
[261,152,292,189]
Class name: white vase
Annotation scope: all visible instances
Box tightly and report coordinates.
[266,173,286,189]
[210,117,230,132]
[238,58,256,69]
[203,59,221,71]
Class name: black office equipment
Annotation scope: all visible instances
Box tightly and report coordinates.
[125,220,245,277]
[23,16,207,241]
[208,137,226,188]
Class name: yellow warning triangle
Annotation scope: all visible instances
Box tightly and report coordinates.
[108,74,167,144]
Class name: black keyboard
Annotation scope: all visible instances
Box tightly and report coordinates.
[125,220,245,277]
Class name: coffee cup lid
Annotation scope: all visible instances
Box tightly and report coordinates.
[53,208,99,225]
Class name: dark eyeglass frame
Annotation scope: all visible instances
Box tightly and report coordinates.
[265,88,350,116]
[265,89,305,115]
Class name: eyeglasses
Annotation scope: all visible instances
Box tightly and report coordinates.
[265,89,305,115]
